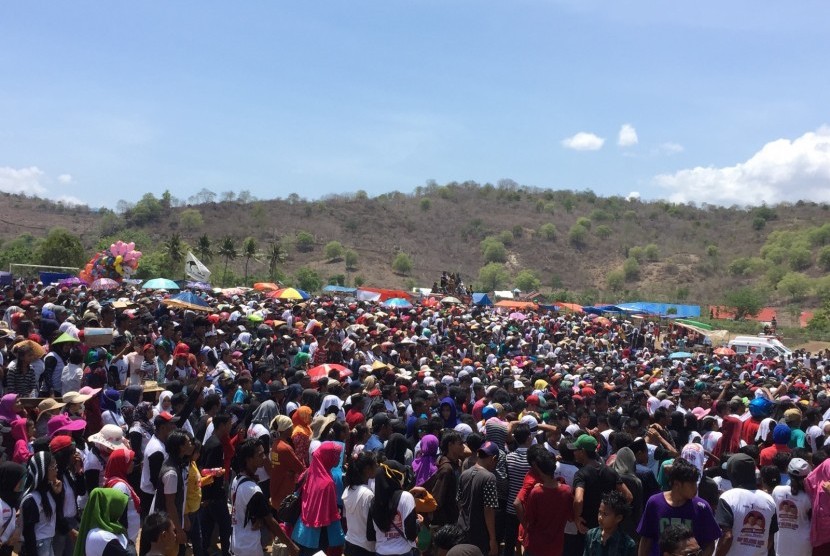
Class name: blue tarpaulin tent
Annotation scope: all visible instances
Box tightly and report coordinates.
[0,272,11,286]
[616,302,700,318]
[472,293,493,306]
[39,271,73,284]
[582,305,625,315]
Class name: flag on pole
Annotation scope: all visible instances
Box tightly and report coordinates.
[185,252,211,283]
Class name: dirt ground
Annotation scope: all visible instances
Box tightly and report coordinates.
[791,340,830,352]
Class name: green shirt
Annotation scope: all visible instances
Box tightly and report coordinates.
[583,527,636,556]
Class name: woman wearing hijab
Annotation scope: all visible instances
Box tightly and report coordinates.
[0,462,26,556]
[439,397,458,429]
[21,450,64,556]
[104,449,141,552]
[0,394,23,425]
[248,401,279,496]
[101,389,127,432]
[154,391,173,417]
[292,442,345,556]
[609,447,643,541]
[11,417,33,464]
[384,433,412,467]
[120,386,144,428]
[711,415,742,467]
[317,395,345,421]
[370,460,418,556]
[755,417,776,447]
[292,406,314,467]
[412,434,439,487]
[73,488,130,556]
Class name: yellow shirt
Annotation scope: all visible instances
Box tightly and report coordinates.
[185,460,214,514]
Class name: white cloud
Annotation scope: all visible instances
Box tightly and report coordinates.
[0,166,48,195]
[655,127,830,206]
[658,142,684,155]
[626,191,641,201]
[561,132,605,151]
[57,173,73,184]
[56,195,84,206]
[618,124,638,147]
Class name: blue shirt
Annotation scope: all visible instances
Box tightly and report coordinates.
[364,434,383,452]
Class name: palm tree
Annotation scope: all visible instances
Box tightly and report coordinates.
[163,233,184,277]
[218,236,237,287]
[242,237,260,284]
[196,234,213,263]
[267,239,285,283]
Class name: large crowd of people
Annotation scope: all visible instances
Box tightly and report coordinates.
[1,278,830,556]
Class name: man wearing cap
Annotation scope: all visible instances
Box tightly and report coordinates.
[457,440,500,556]
[572,434,631,555]
[714,453,776,556]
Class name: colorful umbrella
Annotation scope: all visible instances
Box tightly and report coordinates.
[509,312,527,321]
[162,291,213,312]
[669,351,694,360]
[382,298,413,309]
[714,347,736,356]
[267,288,311,300]
[142,278,180,290]
[221,287,247,297]
[441,296,462,304]
[253,282,280,292]
[90,278,120,291]
[185,281,212,291]
[308,363,350,379]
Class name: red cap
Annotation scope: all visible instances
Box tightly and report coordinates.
[526,394,540,406]
[398,385,408,394]
[49,435,74,453]
[368,388,381,397]
[173,342,190,357]
[156,411,178,423]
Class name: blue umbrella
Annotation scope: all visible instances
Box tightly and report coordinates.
[142,278,180,290]
[382,297,413,309]
[162,291,212,312]
[669,351,694,360]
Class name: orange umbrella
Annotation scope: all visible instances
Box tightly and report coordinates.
[254,282,280,291]
[714,347,736,356]
[308,363,349,379]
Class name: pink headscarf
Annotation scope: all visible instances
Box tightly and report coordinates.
[300,441,342,527]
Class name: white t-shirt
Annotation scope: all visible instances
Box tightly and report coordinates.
[85,527,128,556]
[0,499,15,544]
[719,488,776,556]
[771,485,811,556]
[102,410,127,430]
[555,462,579,535]
[231,476,264,556]
[124,353,145,386]
[61,363,84,394]
[110,481,141,540]
[84,452,106,486]
[140,436,167,494]
[373,491,415,556]
[342,485,375,551]
[246,424,271,482]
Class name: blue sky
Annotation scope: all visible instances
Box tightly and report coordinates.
[2,1,830,207]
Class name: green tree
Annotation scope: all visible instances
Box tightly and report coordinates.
[296,230,315,252]
[218,236,238,286]
[353,275,366,287]
[392,252,413,275]
[163,233,184,277]
[568,224,588,248]
[778,272,811,301]
[127,193,163,225]
[196,234,213,263]
[623,257,640,280]
[724,287,766,320]
[628,246,645,262]
[497,230,514,246]
[481,240,507,263]
[295,266,322,292]
[420,198,431,211]
[324,241,345,261]
[606,269,625,291]
[595,225,612,239]
[789,247,813,271]
[576,216,592,230]
[160,190,173,210]
[706,244,719,258]
[242,237,260,283]
[515,269,541,292]
[478,263,509,291]
[34,228,85,267]
[818,246,830,271]
[98,210,124,236]
[539,223,557,241]
[344,249,359,271]
[644,243,660,261]
[179,209,204,232]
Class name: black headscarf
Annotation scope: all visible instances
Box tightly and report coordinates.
[0,462,25,509]
[384,433,409,466]
[371,460,407,532]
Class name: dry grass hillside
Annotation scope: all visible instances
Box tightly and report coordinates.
[2,182,830,308]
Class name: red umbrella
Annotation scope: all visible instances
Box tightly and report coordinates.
[714,347,736,356]
[308,363,349,379]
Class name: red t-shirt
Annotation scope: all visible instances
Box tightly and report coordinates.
[760,444,790,467]
[523,483,574,556]
[269,438,305,509]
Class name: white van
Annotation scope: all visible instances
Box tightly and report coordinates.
[728,335,792,359]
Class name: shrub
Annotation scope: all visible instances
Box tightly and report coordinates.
[706,245,719,258]
[576,216,592,230]
[324,241,344,261]
[478,263,509,291]
[420,198,431,211]
[789,247,812,271]
[515,270,541,292]
[179,208,203,232]
[344,249,359,270]
[606,270,625,291]
[628,246,645,263]
[568,224,588,247]
[644,243,660,261]
[392,252,413,275]
[296,231,315,252]
[623,257,640,280]
[595,225,612,239]
[724,287,766,319]
[497,230,514,246]
[777,272,811,301]
[295,267,322,292]
[539,223,557,241]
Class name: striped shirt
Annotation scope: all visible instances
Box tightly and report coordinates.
[505,446,530,515]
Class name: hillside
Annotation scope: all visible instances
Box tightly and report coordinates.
[2,183,830,314]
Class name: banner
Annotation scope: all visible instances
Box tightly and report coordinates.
[185,252,211,283]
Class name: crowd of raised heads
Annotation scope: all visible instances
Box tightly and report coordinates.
[3,278,830,556]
